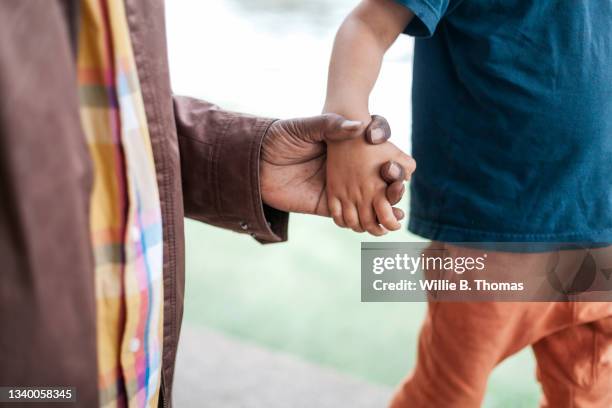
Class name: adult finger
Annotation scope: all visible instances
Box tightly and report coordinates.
[380,161,405,184]
[313,113,366,143]
[276,113,365,145]
[386,181,405,206]
[323,113,367,143]
[392,207,405,221]
[365,115,391,145]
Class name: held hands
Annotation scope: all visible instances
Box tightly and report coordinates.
[326,126,415,236]
[260,113,416,236]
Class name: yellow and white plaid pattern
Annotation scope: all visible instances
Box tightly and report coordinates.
[77,0,164,406]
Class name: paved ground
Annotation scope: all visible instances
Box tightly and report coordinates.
[173,325,394,408]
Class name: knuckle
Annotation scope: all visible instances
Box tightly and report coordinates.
[373,195,387,206]
[380,216,395,226]
[345,217,358,228]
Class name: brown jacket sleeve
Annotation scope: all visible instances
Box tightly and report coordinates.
[173,96,288,243]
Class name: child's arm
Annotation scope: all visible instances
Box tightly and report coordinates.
[323,0,413,121]
[323,0,415,236]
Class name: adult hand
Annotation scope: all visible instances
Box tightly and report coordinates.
[260,113,416,228]
[367,115,410,220]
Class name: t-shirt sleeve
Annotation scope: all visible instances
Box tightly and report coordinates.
[394,0,451,37]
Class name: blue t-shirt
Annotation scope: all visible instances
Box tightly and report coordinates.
[396,0,612,242]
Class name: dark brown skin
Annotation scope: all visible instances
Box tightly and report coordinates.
[260,113,411,229]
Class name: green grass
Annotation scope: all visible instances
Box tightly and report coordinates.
[183,211,540,407]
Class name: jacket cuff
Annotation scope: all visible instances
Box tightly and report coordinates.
[215,115,289,243]
[176,96,288,243]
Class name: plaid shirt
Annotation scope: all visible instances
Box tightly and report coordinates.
[78,0,164,406]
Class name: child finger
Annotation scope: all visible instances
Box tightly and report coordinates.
[328,197,346,228]
[358,201,387,236]
[374,194,402,231]
[394,154,417,180]
[386,180,406,206]
[342,201,364,233]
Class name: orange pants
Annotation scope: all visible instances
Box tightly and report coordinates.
[390,244,612,408]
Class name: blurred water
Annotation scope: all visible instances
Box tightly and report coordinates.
[166,0,413,152]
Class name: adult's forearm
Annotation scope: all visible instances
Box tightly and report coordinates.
[173,95,288,243]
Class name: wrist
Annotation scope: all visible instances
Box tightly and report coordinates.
[322,102,371,125]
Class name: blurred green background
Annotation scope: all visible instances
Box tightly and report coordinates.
[166,0,542,406]
[183,212,540,407]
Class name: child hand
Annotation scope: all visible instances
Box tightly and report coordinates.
[326,136,415,236]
